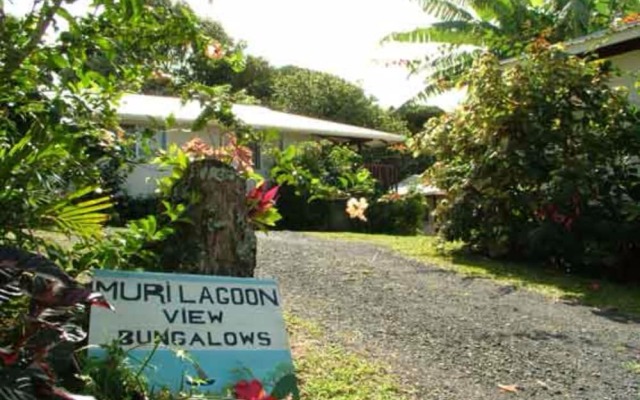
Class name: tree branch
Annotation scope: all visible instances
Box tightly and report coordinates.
[0,0,5,32]
[1,0,65,78]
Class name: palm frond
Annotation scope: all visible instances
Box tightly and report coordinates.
[386,21,491,46]
[554,0,591,37]
[412,0,475,21]
[414,50,481,98]
[40,186,112,238]
[471,0,519,27]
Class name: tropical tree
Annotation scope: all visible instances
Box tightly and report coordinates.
[268,66,409,134]
[547,0,640,38]
[393,101,444,134]
[0,1,241,398]
[0,0,237,254]
[386,0,640,97]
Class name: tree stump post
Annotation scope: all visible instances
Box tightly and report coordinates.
[167,159,257,277]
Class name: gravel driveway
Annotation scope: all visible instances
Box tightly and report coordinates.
[256,232,640,400]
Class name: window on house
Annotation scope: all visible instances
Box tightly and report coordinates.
[132,129,167,160]
[250,142,262,169]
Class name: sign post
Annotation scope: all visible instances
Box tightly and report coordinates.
[88,269,295,395]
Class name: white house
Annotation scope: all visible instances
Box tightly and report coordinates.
[501,21,640,106]
[562,20,640,106]
[116,94,405,196]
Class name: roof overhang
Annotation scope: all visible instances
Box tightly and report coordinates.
[502,22,640,66]
[562,21,640,58]
[116,94,405,145]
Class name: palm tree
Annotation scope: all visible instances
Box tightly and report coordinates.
[386,0,638,98]
[547,0,640,37]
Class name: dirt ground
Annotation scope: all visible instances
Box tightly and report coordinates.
[256,232,640,400]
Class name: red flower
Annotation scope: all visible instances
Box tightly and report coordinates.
[234,379,275,400]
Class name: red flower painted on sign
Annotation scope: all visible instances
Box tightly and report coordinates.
[234,379,276,400]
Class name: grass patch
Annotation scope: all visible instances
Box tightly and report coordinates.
[285,313,412,400]
[308,232,640,316]
[624,361,640,375]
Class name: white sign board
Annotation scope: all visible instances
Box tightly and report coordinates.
[88,269,294,394]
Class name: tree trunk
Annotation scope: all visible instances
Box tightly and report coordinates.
[166,159,256,277]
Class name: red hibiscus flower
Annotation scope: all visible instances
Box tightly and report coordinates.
[234,379,275,400]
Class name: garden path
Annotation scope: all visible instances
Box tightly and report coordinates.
[256,232,640,400]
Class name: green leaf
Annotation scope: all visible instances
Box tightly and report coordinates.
[386,21,492,46]
[56,7,79,30]
[413,0,475,21]
[48,53,69,69]
[270,374,300,400]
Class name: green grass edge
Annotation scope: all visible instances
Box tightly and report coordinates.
[285,313,413,400]
[307,232,640,316]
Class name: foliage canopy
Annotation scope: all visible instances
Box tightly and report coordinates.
[387,0,640,97]
[417,45,640,279]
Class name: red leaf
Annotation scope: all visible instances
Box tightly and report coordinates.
[247,182,264,202]
[262,185,279,204]
[88,293,115,311]
[0,347,19,366]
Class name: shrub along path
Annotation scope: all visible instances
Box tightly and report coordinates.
[256,232,640,400]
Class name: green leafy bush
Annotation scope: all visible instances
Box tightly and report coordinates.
[270,141,376,231]
[417,44,640,280]
[367,193,427,235]
[271,141,376,201]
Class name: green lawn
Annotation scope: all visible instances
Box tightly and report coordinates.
[286,314,412,400]
[309,232,640,316]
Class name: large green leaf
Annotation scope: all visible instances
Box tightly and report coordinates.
[414,50,480,97]
[471,0,518,24]
[386,21,492,46]
[41,187,113,238]
[270,373,300,400]
[413,0,475,21]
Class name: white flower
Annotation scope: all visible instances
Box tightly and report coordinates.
[346,197,369,222]
[95,187,104,194]
[204,41,224,60]
[99,129,116,148]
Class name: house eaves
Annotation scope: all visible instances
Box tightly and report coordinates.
[502,21,640,66]
[116,94,405,144]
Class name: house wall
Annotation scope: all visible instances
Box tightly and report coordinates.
[122,126,224,196]
[607,49,640,106]
[257,131,313,177]
[122,128,322,197]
